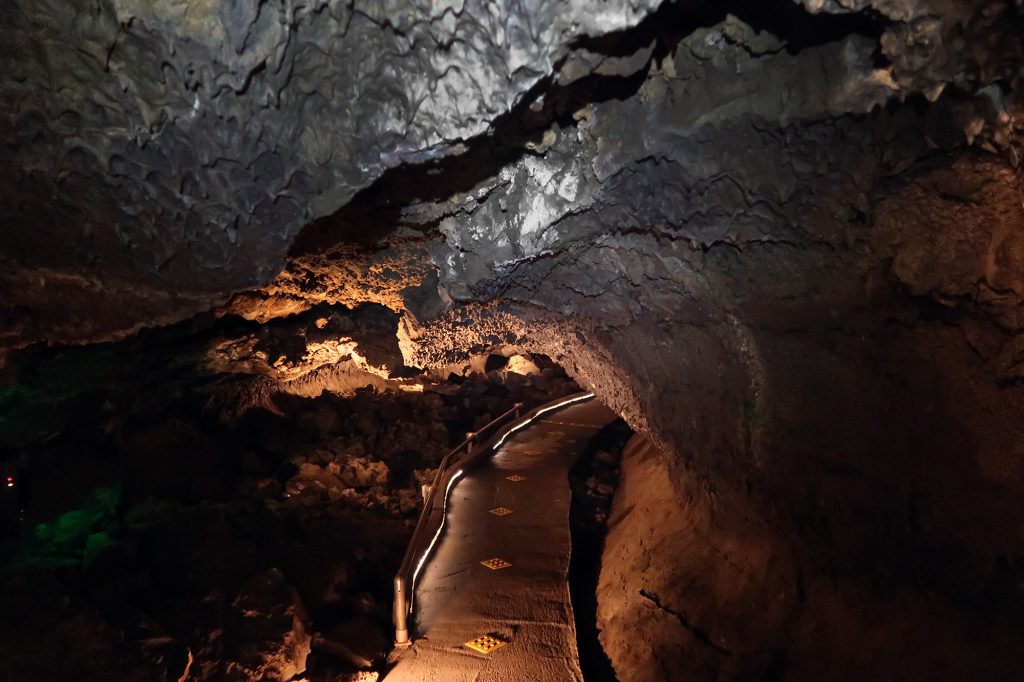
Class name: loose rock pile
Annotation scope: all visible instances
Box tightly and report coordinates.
[0,350,577,682]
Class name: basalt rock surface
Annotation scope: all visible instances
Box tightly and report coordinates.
[4,0,1024,679]
[0,0,659,349]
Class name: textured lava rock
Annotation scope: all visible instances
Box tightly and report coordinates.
[0,0,660,349]
[4,0,1024,679]
[218,569,312,682]
[599,434,1024,681]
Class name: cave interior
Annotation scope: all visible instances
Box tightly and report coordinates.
[1,0,1024,680]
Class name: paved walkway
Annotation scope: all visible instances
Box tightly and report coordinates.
[385,399,617,682]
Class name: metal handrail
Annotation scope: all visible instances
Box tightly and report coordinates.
[392,391,595,645]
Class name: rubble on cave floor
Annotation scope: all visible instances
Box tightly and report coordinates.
[0,350,576,682]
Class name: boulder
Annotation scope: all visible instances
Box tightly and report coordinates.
[219,569,312,682]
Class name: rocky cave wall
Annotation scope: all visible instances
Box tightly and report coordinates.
[3,0,1024,679]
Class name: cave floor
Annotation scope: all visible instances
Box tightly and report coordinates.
[385,399,617,682]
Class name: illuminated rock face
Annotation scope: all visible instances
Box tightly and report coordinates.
[3,0,1024,678]
[5,0,1019,350]
[0,0,658,348]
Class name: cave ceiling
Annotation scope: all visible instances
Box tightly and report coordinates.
[1,0,1022,354]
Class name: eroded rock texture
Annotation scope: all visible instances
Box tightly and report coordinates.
[0,0,658,349]
[4,0,1024,679]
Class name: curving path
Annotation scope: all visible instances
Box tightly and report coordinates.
[385,398,617,682]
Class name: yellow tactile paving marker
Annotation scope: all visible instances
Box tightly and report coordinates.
[505,474,527,482]
[480,557,512,570]
[464,634,508,654]
[488,506,514,516]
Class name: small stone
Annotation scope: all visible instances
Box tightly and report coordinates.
[298,462,322,478]
[398,488,419,515]
[256,479,282,500]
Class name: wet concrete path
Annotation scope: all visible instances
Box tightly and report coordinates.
[386,399,617,682]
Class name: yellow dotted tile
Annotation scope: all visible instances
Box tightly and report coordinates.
[488,507,514,517]
[480,557,512,570]
[505,474,527,482]
[465,634,507,654]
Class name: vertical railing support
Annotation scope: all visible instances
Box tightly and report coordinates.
[393,574,410,646]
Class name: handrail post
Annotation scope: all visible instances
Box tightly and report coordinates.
[466,431,475,456]
[393,573,410,646]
